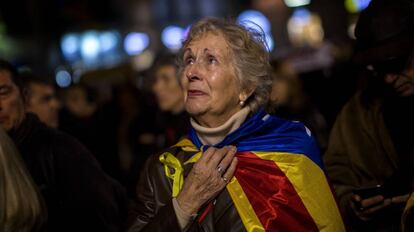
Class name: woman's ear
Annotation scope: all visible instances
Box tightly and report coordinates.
[239,85,256,103]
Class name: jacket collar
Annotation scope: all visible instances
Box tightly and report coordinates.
[8,113,42,151]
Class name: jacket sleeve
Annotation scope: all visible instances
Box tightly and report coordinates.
[53,132,128,232]
[127,154,184,232]
[323,105,359,227]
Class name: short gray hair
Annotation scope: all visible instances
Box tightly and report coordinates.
[177,18,272,113]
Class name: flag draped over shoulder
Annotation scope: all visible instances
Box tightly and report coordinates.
[402,192,414,232]
[161,109,345,232]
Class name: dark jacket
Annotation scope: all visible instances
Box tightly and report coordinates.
[324,92,412,231]
[9,113,127,232]
[127,146,246,232]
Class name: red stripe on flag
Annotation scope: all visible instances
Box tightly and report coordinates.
[235,151,319,231]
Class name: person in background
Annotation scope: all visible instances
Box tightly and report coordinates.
[114,84,144,197]
[270,59,329,153]
[59,84,107,169]
[0,126,46,232]
[60,84,97,122]
[324,0,414,230]
[151,53,189,147]
[20,72,60,128]
[127,54,190,198]
[0,59,127,232]
[127,18,344,231]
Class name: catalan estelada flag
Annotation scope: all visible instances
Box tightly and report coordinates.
[402,192,414,231]
[160,109,345,231]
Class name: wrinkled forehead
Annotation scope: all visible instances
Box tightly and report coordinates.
[183,31,233,58]
[187,29,224,45]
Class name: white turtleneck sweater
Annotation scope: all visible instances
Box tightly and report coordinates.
[173,106,251,229]
[190,106,251,145]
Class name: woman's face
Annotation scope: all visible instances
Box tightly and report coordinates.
[152,65,184,113]
[180,32,244,127]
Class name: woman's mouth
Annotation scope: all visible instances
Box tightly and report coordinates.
[188,90,206,97]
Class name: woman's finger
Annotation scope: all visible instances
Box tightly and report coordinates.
[216,146,237,175]
[221,157,238,184]
[207,146,232,169]
[198,147,217,163]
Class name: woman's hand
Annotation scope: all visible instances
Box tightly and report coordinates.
[176,146,238,215]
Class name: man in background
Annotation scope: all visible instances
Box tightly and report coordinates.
[0,59,127,232]
[324,0,414,230]
[21,73,60,128]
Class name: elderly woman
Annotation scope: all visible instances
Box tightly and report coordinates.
[128,18,344,231]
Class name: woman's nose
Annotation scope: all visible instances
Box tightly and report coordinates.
[185,63,202,81]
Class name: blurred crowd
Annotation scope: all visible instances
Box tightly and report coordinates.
[12,50,344,197]
[1,0,414,231]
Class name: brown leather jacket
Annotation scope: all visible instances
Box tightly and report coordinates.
[127,146,246,232]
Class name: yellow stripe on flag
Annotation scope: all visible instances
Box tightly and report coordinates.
[402,192,414,231]
[227,177,265,232]
[254,152,345,232]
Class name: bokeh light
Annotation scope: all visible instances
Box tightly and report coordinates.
[124,32,150,56]
[55,70,72,88]
[161,25,184,51]
[288,8,324,47]
[345,0,372,13]
[61,33,79,60]
[284,0,311,8]
[80,31,100,60]
[237,10,271,33]
[265,33,275,52]
[99,31,120,53]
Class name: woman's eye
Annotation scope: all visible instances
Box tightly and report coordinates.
[184,57,194,65]
[208,56,217,64]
